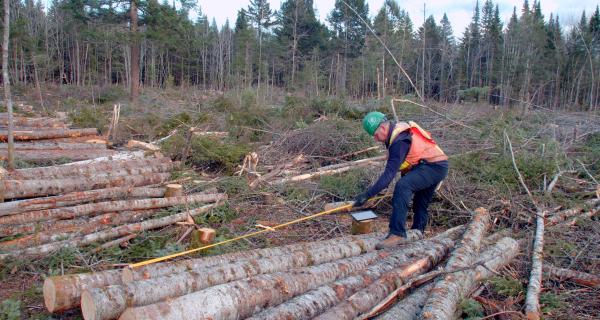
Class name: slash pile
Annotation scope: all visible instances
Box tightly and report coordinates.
[0,156,227,260]
[0,112,115,162]
[41,208,521,320]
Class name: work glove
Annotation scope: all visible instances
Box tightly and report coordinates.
[353,192,369,207]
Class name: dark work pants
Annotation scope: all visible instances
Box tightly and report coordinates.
[390,161,448,237]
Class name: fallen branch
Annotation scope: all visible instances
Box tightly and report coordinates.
[525,210,547,320]
[545,264,600,287]
[90,234,137,254]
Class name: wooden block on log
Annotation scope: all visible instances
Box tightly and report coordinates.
[198,228,216,244]
[164,184,183,198]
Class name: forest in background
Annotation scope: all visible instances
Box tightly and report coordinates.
[1,0,599,110]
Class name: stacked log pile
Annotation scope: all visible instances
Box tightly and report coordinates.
[34,210,510,320]
[0,155,227,260]
[0,113,114,162]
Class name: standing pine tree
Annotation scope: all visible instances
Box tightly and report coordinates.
[247,0,274,96]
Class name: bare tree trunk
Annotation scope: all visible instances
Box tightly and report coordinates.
[525,210,546,320]
[129,0,140,102]
[2,0,15,169]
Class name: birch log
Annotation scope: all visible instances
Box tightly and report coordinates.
[0,186,166,217]
[2,172,171,199]
[544,264,600,287]
[120,231,406,283]
[0,142,107,150]
[248,237,454,320]
[0,210,157,249]
[8,157,172,180]
[0,193,225,224]
[0,149,116,162]
[0,202,224,260]
[44,232,385,314]
[443,207,490,269]
[84,239,392,320]
[119,252,386,320]
[0,128,98,141]
[314,239,453,320]
[420,237,520,320]
[44,270,124,313]
[377,283,434,320]
[525,210,546,320]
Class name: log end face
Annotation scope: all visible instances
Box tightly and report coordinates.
[43,277,58,313]
[80,290,98,320]
[526,311,540,320]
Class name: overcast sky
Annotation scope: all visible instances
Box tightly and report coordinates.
[197,0,598,37]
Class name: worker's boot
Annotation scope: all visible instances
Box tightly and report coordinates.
[375,234,407,250]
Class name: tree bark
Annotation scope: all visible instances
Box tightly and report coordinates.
[0,116,66,128]
[0,209,156,250]
[314,239,453,320]
[0,186,165,217]
[129,0,140,102]
[2,0,14,169]
[0,202,224,261]
[0,192,225,224]
[119,251,385,320]
[525,210,546,320]
[84,237,403,320]
[8,157,172,180]
[0,142,107,150]
[0,128,98,141]
[443,207,491,269]
[420,237,520,320]
[544,264,600,288]
[249,237,454,320]
[2,172,171,199]
[0,149,116,162]
[122,231,391,283]
[376,283,433,320]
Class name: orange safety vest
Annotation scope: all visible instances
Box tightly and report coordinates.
[389,121,448,172]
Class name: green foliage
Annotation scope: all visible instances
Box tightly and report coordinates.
[217,176,250,197]
[159,132,187,160]
[95,86,126,104]
[0,299,21,320]
[319,168,371,200]
[227,109,269,142]
[489,276,524,297]
[280,185,312,203]
[212,95,236,112]
[159,112,192,136]
[545,240,577,257]
[540,292,565,312]
[69,106,108,132]
[190,136,250,173]
[458,298,484,320]
[580,133,600,174]
[308,97,363,120]
[192,203,238,225]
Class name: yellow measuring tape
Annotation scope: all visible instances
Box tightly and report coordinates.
[128,195,389,268]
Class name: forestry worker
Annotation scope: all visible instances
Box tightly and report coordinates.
[353,111,449,249]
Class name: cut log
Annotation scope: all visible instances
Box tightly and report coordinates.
[41,136,107,144]
[443,207,491,269]
[90,234,137,253]
[314,239,454,320]
[44,270,124,313]
[525,210,546,320]
[196,227,215,244]
[0,210,157,250]
[126,140,160,151]
[61,151,146,165]
[164,184,183,197]
[420,237,520,320]
[0,202,224,260]
[0,128,98,141]
[120,231,418,283]
[0,116,66,128]
[544,264,600,287]
[545,199,599,226]
[2,172,171,199]
[118,251,386,320]
[0,192,226,224]
[7,157,172,180]
[248,236,455,320]
[377,283,434,320]
[84,238,396,320]
[0,186,166,217]
[270,156,386,185]
[0,149,116,162]
[44,232,385,314]
[0,142,107,150]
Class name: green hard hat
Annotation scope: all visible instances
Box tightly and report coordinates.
[362,111,387,136]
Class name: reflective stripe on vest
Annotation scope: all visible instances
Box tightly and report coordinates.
[389,121,448,172]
